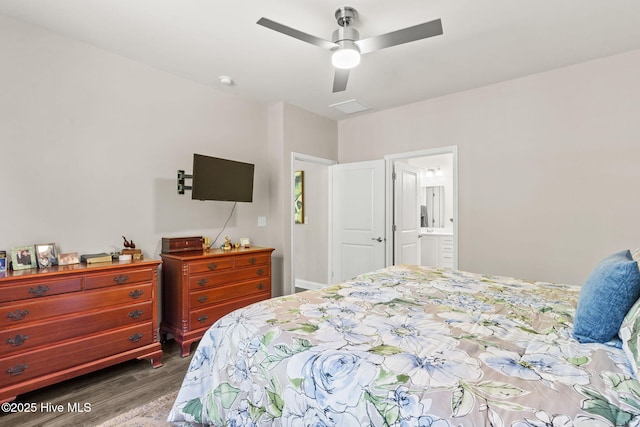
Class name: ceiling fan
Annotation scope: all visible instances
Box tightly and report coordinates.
[257,6,443,93]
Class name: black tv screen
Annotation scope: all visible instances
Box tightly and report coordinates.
[191,154,254,202]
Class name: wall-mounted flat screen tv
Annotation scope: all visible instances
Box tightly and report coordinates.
[191,154,254,202]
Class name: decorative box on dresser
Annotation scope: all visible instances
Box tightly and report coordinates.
[0,260,163,403]
[160,247,274,357]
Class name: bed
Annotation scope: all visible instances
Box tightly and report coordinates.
[168,257,640,426]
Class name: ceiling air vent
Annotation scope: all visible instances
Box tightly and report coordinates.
[329,99,369,114]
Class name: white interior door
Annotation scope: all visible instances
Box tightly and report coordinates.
[393,161,421,265]
[331,160,386,283]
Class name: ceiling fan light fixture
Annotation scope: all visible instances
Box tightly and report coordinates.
[257,6,443,91]
[332,41,361,69]
[332,48,360,69]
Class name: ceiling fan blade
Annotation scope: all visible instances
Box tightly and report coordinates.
[355,18,443,54]
[257,17,338,50]
[333,68,350,93]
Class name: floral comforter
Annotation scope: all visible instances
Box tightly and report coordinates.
[168,265,640,426]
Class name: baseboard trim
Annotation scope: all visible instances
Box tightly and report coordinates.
[295,279,326,291]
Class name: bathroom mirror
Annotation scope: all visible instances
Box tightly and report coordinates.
[422,186,445,228]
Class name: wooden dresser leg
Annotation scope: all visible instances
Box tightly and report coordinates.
[151,354,164,368]
[180,342,191,357]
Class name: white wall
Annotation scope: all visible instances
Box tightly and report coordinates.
[0,15,270,263]
[271,103,338,294]
[294,160,330,286]
[339,49,640,285]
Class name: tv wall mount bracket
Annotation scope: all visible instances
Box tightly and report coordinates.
[177,170,192,194]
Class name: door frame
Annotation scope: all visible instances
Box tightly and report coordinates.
[290,152,337,295]
[384,146,459,269]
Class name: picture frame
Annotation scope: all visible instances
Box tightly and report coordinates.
[35,243,58,268]
[0,257,6,273]
[294,170,305,224]
[58,252,80,266]
[10,246,37,270]
[240,237,251,248]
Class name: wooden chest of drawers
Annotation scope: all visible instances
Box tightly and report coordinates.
[160,247,274,356]
[0,260,163,403]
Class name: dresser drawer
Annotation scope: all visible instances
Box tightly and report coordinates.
[1,322,153,388]
[85,268,154,290]
[189,293,270,330]
[0,277,82,303]
[235,253,270,268]
[0,301,152,356]
[189,266,270,290]
[188,258,235,274]
[190,279,270,308]
[0,283,153,327]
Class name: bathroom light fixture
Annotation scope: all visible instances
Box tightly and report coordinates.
[425,167,444,177]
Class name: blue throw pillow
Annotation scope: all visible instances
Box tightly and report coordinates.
[573,250,640,343]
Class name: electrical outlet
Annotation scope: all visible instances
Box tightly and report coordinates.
[258,216,267,227]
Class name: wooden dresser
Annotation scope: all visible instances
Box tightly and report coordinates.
[0,260,163,403]
[160,247,274,357]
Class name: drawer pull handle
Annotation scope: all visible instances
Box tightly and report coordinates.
[129,333,144,343]
[197,315,209,323]
[128,309,143,319]
[198,278,208,286]
[197,296,208,303]
[249,257,257,265]
[7,334,29,347]
[129,290,144,299]
[7,310,29,321]
[29,285,49,297]
[207,263,218,271]
[257,283,264,290]
[7,364,28,376]
[114,275,129,284]
[257,268,265,276]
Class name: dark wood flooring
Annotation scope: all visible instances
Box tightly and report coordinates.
[0,339,193,427]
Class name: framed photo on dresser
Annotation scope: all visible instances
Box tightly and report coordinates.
[58,252,80,266]
[10,246,37,270]
[35,243,58,268]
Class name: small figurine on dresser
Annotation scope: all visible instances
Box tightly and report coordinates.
[222,236,232,251]
[203,237,211,251]
[121,235,143,260]
[122,235,136,249]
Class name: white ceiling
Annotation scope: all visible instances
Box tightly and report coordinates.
[2,0,640,121]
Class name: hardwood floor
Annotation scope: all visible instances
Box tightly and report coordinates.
[0,339,193,427]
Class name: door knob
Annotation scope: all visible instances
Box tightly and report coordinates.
[371,237,383,242]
